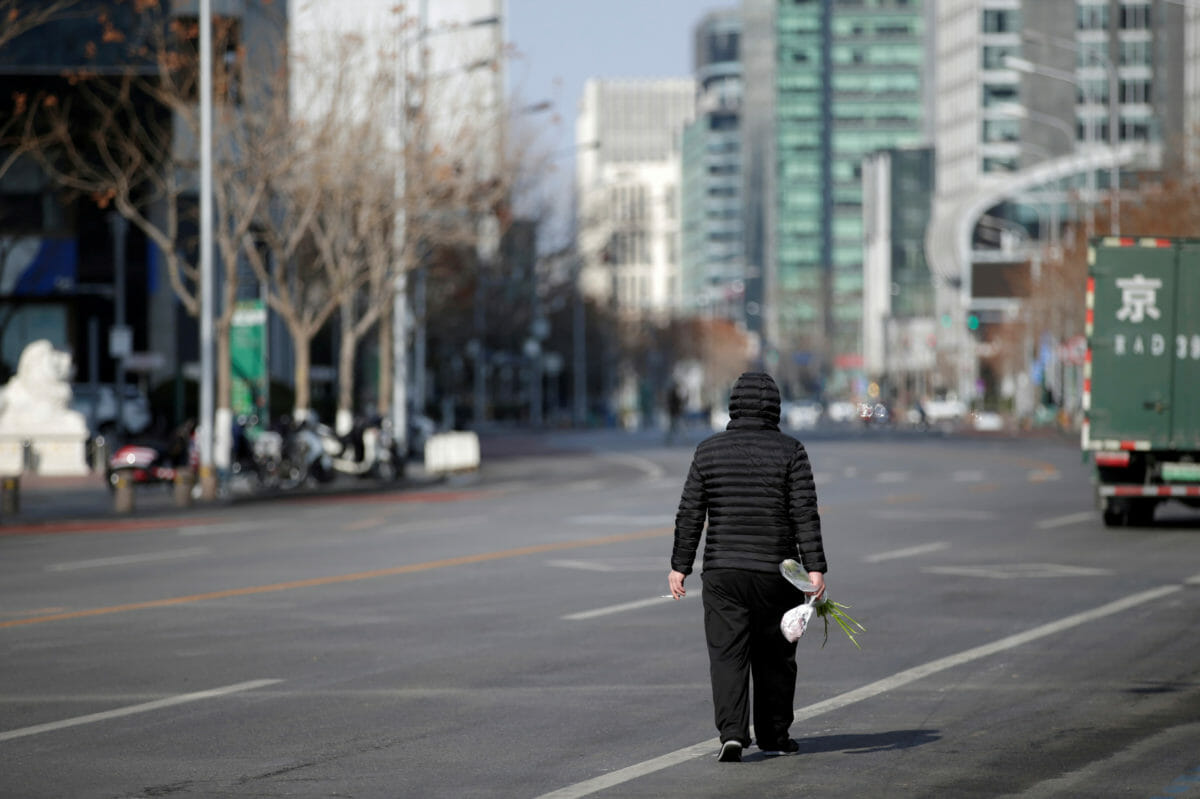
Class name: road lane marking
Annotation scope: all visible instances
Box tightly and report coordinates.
[47,547,209,572]
[869,508,996,521]
[535,583,1184,799]
[875,471,909,483]
[1,527,674,629]
[924,563,1112,579]
[951,470,985,482]
[864,542,949,563]
[599,452,664,480]
[178,521,270,537]
[1028,469,1061,482]
[565,479,607,491]
[0,679,281,743]
[562,597,669,620]
[1036,511,1095,530]
[548,559,618,573]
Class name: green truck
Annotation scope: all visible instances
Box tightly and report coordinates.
[1084,236,1200,526]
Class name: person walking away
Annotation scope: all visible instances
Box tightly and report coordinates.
[665,381,685,444]
[667,371,827,762]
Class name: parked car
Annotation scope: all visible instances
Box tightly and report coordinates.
[69,383,152,437]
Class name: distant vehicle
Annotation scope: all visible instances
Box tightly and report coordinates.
[781,399,822,430]
[69,383,152,437]
[858,401,890,426]
[1084,236,1200,527]
[826,400,858,424]
[922,397,968,425]
[971,411,1005,431]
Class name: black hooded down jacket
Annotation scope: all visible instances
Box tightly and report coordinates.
[671,372,826,576]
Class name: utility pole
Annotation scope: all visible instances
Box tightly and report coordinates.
[198,0,216,499]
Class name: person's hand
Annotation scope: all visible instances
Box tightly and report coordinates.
[668,570,687,599]
[806,571,826,602]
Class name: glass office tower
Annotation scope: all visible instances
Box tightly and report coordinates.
[767,0,928,395]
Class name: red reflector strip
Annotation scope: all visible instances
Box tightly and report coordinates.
[1094,452,1130,467]
[1141,238,1173,248]
[1104,485,1200,497]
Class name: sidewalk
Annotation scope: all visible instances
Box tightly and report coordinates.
[0,428,585,531]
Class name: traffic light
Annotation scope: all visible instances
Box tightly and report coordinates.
[967,313,980,332]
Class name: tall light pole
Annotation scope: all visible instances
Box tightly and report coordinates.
[198,0,215,498]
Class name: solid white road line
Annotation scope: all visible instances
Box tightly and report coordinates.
[0,679,282,743]
[562,597,673,621]
[1036,511,1096,530]
[46,547,210,572]
[535,583,1183,799]
[178,521,269,537]
[599,452,665,480]
[864,541,950,563]
[548,559,618,573]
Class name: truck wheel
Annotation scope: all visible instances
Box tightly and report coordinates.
[1101,504,1125,527]
[1128,500,1155,527]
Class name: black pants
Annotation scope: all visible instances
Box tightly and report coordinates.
[701,568,800,747]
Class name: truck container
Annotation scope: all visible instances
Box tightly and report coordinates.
[1084,236,1200,526]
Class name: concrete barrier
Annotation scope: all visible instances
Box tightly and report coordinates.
[424,431,481,475]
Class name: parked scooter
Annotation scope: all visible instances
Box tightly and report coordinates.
[227,415,287,493]
[106,420,197,491]
[273,415,334,490]
[317,414,404,481]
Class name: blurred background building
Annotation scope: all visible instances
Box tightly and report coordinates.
[3,0,1200,446]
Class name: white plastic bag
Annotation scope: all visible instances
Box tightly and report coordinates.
[780,598,815,643]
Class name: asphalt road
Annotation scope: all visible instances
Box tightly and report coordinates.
[2,427,1199,798]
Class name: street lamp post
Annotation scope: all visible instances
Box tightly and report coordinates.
[198,0,215,498]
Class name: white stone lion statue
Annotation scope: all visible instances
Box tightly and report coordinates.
[0,339,87,435]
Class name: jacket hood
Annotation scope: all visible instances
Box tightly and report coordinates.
[727,372,781,428]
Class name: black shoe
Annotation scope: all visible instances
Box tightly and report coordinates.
[759,738,800,756]
[717,740,742,762]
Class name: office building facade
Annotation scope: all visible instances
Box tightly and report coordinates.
[741,0,930,398]
[575,78,696,315]
[680,9,747,328]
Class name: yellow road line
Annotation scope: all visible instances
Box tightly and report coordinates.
[2,527,673,629]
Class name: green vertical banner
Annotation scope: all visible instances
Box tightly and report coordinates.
[231,300,267,423]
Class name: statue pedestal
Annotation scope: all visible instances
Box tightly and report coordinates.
[0,435,89,477]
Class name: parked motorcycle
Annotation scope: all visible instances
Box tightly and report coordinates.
[106,420,196,491]
[227,415,287,493]
[316,414,404,481]
[272,415,334,490]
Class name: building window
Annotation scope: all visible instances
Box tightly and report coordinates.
[1120,3,1151,30]
[1119,39,1152,67]
[982,9,1018,33]
[1119,78,1152,104]
[1077,4,1109,30]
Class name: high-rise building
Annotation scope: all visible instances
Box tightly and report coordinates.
[741,0,930,398]
[575,78,696,315]
[926,0,1200,403]
[680,9,746,327]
